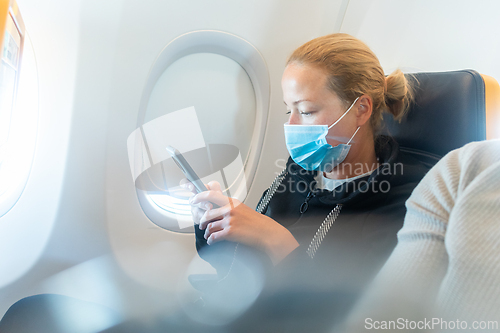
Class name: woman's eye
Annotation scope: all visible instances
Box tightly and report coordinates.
[285,110,314,116]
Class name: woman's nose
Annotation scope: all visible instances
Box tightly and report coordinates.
[288,112,300,125]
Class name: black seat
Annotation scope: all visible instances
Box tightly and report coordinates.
[382,70,490,166]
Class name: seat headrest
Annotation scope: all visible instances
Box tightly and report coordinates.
[381,70,486,164]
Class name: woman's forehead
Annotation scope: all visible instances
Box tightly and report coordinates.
[282,63,340,104]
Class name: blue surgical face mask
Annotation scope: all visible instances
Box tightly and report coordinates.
[284,97,360,172]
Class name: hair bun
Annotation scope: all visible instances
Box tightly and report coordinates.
[385,70,414,121]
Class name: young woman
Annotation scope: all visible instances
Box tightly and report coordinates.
[185,34,430,329]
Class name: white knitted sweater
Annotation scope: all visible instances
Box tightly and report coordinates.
[343,139,500,332]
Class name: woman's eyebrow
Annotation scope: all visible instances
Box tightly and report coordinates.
[283,99,312,106]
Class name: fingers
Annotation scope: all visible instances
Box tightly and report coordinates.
[191,206,202,225]
[194,204,217,224]
[187,196,212,212]
[199,205,232,230]
[181,180,236,234]
[206,181,222,192]
[181,179,222,209]
[181,179,222,193]
[207,227,230,245]
[180,179,212,210]
[191,190,239,209]
[203,219,225,240]
[179,179,198,196]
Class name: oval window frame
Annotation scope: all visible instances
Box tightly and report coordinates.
[135,30,270,233]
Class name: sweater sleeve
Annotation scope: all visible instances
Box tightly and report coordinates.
[434,141,500,322]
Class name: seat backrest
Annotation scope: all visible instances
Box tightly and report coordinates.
[381,70,500,166]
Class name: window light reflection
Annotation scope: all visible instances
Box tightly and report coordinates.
[148,187,192,216]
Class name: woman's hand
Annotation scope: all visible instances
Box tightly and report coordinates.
[189,184,299,265]
[180,179,219,226]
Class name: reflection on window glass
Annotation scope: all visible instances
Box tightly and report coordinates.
[149,188,192,216]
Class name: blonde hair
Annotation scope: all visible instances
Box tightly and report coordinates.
[287,33,414,130]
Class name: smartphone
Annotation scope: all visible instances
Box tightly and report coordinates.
[166,146,208,193]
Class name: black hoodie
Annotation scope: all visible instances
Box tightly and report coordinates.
[194,136,430,330]
[264,136,431,291]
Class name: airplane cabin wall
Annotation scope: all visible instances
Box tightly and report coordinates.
[341,0,500,84]
[0,0,351,319]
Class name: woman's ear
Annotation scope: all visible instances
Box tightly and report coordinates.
[356,95,373,127]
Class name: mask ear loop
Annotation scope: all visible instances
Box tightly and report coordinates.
[327,97,360,129]
[347,127,361,144]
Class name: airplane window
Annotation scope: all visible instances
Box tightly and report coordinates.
[0,15,21,168]
[0,10,38,218]
[135,52,256,232]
